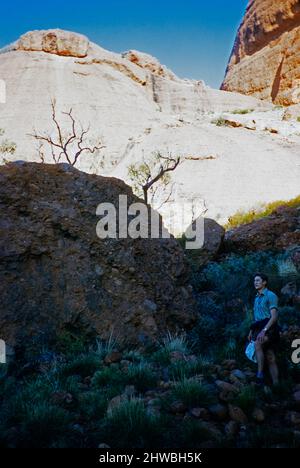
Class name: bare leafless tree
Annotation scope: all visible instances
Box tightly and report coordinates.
[28,99,106,168]
[128,151,182,206]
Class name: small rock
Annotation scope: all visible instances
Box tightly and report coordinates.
[221,360,237,370]
[72,424,84,434]
[228,404,248,424]
[143,299,157,313]
[252,408,265,423]
[224,420,240,438]
[293,391,300,407]
[147,398,161,408]
[51,391,73,405]
[208,403,228,421]
[231,369,246,381]
[218,390,236,403]
[285,411,300,426]
[107,395,124,414]
[215,380,239,394]
[95,265,104,276]
[169,400,187,414]
[104,351,122,364]
[293,430,300,444]
[190,407,210,420]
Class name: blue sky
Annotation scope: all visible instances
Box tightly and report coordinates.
[0,0,248,88]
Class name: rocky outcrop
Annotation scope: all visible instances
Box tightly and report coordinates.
[222,205,300,254]
[122,50,176,80]
[15,29,90,57]
[221,0,300,105]
[0,162,196,349]
[186,217,225,266]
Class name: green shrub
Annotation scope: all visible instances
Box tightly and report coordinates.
[123,349,145,363]
[60,354,102,379]
[125,362,158,392]
[101,397,162,448]
[233,385,257,415]
[18,402,72,448]
[211,117,227,127]
[224,194,300,230]
[180,419,221,447]
[232,109,254,115]
[151,331,190,365]
[78,391,108,420]
[278,306,300,327]
[91,366,124,389]
[55,330,88,355]
[170,378,215,408]
[169,356,212,381]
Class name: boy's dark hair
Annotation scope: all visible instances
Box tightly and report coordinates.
[253,272,268,284]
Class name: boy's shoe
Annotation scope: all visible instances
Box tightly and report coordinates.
[255,372,264,386]
[255,377,264,386]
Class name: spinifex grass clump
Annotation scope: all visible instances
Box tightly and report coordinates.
[151,331,190,365]
[169,378,215,409]
[168,355,212,381]
[60,353,102,379]
[232,385,257,416]
[125,362,158,392]
[100,397,162,448]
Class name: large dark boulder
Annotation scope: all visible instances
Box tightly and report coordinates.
[0,162,196,350]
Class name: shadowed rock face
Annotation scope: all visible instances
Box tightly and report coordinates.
[222,205,300,254]
[221,0,300,105]
[0,162,196,350]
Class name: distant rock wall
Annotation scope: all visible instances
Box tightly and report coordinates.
[221,0,300,105]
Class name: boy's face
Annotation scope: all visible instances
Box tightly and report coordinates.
[254,276,266,290]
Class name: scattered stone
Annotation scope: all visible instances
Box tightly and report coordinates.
[222,360,237,370]
[190,407,210,420]
[293,391,300,407]
[107,395,124,414]
[169,401,187,414]
[252,408,265,423]
[218,390,236,403]
[215,380,239,394]
[285,411,300,426]
[104,352,122,364]
[208,403,228,421]
[231,369,246,381]
[51,392,73,406]
[224,420,240,438]
[228,404,248,424]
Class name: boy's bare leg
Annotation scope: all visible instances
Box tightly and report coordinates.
[266,349,279,385]
[255,336,269,377]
